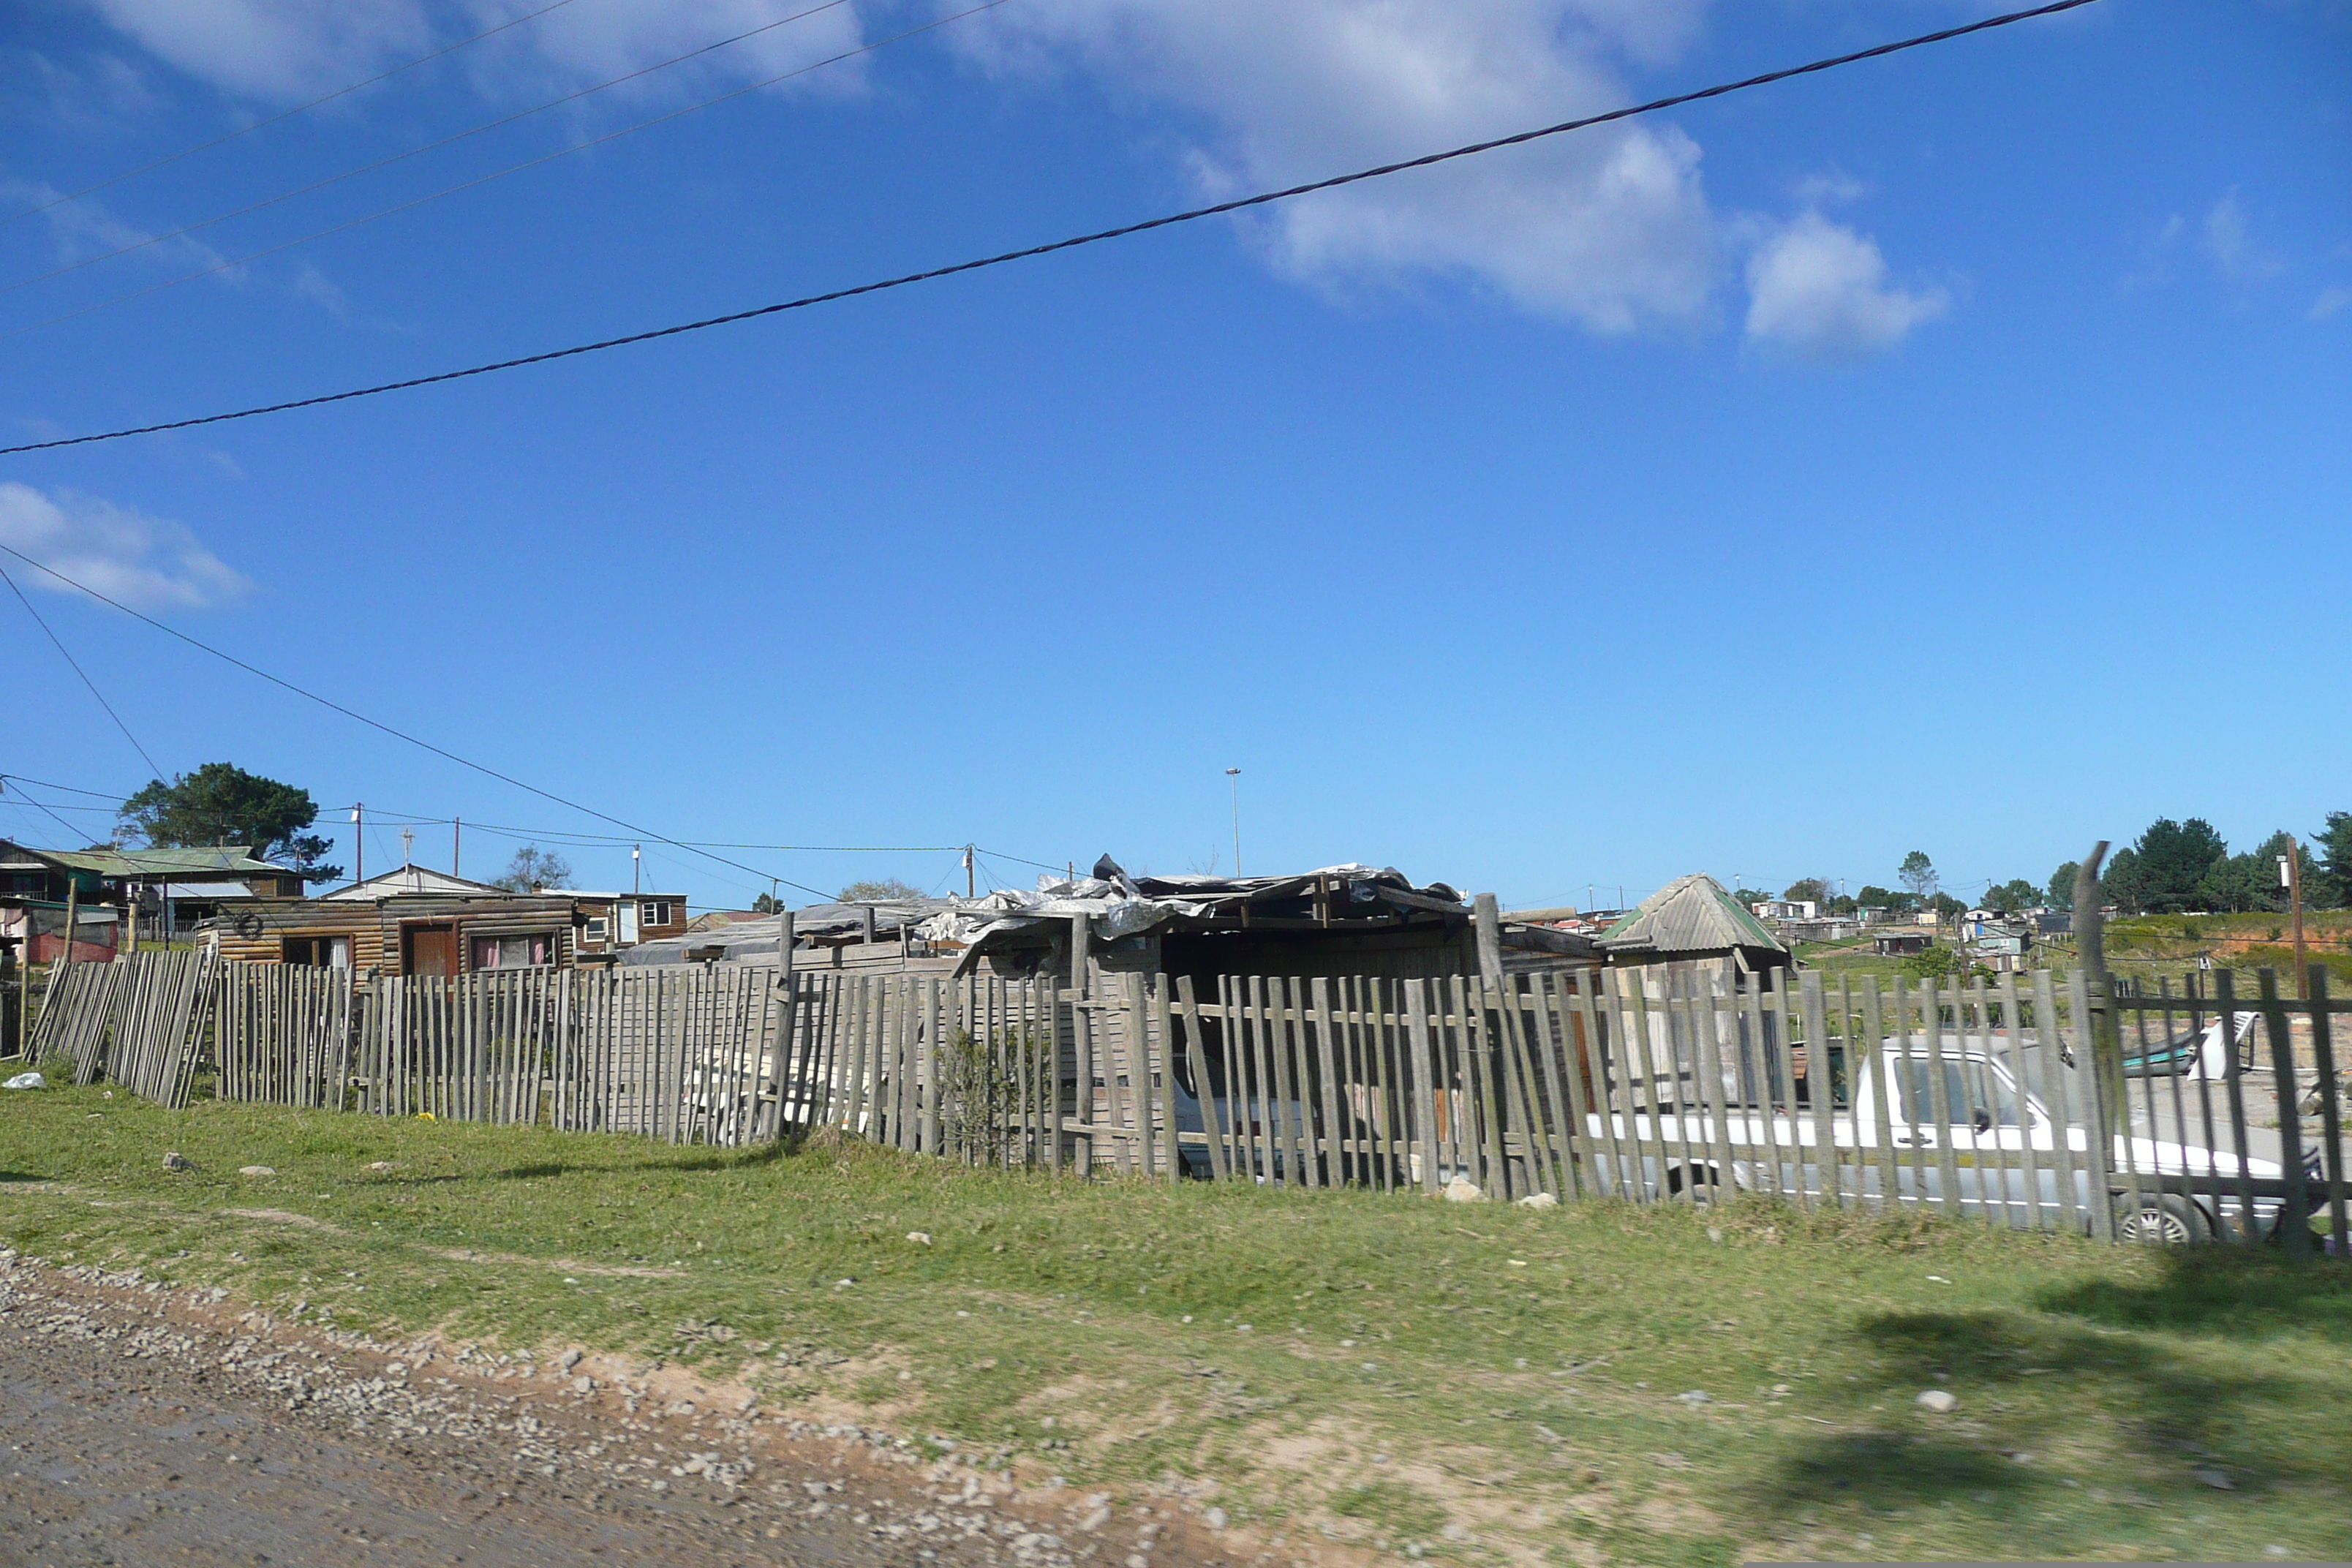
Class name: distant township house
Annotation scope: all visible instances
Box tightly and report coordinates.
[0,839,298,965]
[1749,897,1819,921]
[195,864,689,973]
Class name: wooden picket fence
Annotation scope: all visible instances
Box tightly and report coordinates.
[25,949,218,1109]
[41,950,2348,1250]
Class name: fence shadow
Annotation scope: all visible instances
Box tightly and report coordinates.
[486,1142,787,1183]
[1759,1304,2335,1512]
[2036,1247,2352,1343]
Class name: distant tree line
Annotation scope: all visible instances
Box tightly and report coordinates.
[1735,818,2350,929]
[2095,815,2351,916]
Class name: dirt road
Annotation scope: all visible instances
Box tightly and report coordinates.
[0,1250,1211,1568]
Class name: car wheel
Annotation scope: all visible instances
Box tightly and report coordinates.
[1665,1165,1727,1205]
[2114,1192,2210,1245]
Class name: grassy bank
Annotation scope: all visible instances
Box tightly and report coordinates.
[4,1082,2350,1565]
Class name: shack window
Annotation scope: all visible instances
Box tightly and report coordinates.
[281,935,351,968]
[584,917,609,944]
[641,900,673,927]
[470,932,553,970]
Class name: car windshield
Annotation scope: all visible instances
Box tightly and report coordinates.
[1894,1055,2023,1128]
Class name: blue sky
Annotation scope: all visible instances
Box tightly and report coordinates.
[0,0,2345,913]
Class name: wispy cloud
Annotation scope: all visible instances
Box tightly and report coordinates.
[2198,189,2282,282]
[951,1,1721,336]
[1743,211,1947,362]
[2308,284,2348,322]
[79,0,870,108]
[0,483,251,610]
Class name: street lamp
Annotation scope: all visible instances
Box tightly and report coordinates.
[1225,769,1241,875]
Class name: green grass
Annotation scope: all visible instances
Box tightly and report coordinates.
[5,1082,2351,1564]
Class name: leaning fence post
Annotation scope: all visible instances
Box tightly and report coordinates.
[2072,844,2126,1232]
[2307,966,2349,1259]
[2258,968,2312,1256]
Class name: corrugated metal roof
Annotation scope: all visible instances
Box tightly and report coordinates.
[321,866,519,902]
[1601,873,1787,956]
[26,843,284,878]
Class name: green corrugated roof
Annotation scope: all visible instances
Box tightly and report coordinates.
[1602,872,1787,955]
[41,845,284,878]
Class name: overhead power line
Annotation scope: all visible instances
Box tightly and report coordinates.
[1,0,858,297]
[0,559,164,777]
[0,540,835,903]
[0,0,2101,458]
[1,0,587,230]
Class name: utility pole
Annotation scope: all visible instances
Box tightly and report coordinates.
[1225,768,1242,875]
[400,826,414,869]
[453,817,461,878]
[632,845,641,896]
[964,845,975,899]
[350,802,363,886]
[2282,840,2308,1000]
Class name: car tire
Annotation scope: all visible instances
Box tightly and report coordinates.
[2114,1192,2210,1245]
[1665,1164,1727,1205]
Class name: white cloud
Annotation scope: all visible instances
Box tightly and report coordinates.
[2314,285,2351,323]
[952,1,1720,334]
[0,483,251,610]
[75,0,870,106]
[2199,189,2281,282]
[1743,211,1947,361]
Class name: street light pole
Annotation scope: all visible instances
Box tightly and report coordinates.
[1225,769,1242,875]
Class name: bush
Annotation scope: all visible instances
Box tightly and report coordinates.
[1899,945,1959,981]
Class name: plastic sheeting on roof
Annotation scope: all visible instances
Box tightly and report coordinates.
[619,858,1466,967]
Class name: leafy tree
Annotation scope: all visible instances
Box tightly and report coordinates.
[491,845,573,893]
[1898,851,1938,903]
[1983,878,2040,913]
[1930,892,1966,919]
[2046,862,2079,911]
[1733,887,1774,908]
[1855,884,1916,915]
[117,762,342,883]
[2312,812,2352,909]
[838,878,924,902]
[1825,893,1858,916]
[2127,818,2228,914]
[1782,877,1830,905]
[2101,846,2144,913]
[752,892,783,914]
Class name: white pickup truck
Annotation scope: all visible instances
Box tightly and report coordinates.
[1579,1025,2318,1243]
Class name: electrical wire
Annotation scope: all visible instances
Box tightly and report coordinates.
[0,774,126,801]
[0,560,164,777]
[1,0,1009,344]
[1,0,590,231]
[0,540,836,904]
[2,0,859,296]
[0,0,2100,457]
[1,784,94,847]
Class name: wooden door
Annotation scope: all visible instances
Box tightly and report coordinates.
[404,923,458,976]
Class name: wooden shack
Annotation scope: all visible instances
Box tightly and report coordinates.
[201,892,581,975]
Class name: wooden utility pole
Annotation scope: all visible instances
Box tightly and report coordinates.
[965,845,975,899]
[2284,838,2308,1000]
[351,802,363,885]
[453,817,461,878]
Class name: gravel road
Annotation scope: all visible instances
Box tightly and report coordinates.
[0,1249,1226,1568]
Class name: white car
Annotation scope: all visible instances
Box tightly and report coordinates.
[1575,1033,2315,1243]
